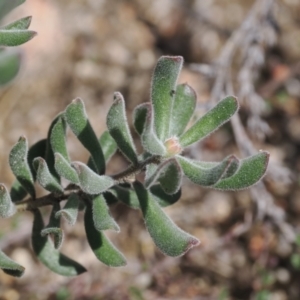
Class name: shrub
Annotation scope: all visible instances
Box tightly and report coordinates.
[0,55,269,277]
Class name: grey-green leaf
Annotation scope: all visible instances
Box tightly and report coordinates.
[2,16,32,30]
[28,138,47,181]
[0,250,25,277]
[106,92,138,165]
[9,136,35,198]
[55,193,80,226]
[33,157,64,194]
[151,56,183,141]
[178,155,236,186]
[0,49,21,85]
[133,102,150,135]
[72,162,114,195]
[213,151,270,190]
[169,84,197,137]
[65,98,105,174]
[50,116,69,162]
[84,204,127,267]
[32,209,86,276]
[54,153,79,185]
[141,105,166,156]
[179,96,239,147]
[0,29,36,46]
[41,203,63,249]
[92,194,120,232]
[150,184,181,207]
[134,181,199,256]
[0,184,16,218]
[10,180,27,202]
[109,186,140,209]
[145,159,182,195]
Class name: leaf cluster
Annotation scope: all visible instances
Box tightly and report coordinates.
[0,56,269,277]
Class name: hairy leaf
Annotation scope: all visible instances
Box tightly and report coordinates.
[0,184,16,218]
[151,56,183,141]
[54,153,79,185]
[41,203,63,249]
[32,209,86,276]
[145,159,182,195]
[179,96,239,147]
[178,155,236,186]
[109,185,140,209]
[103,191,119,206]
[72,162,114,195]
[107,92,138,165]
[150,184,181,207]
[141,105,166,156]
[0,250,24,277]
[50,116,69,162]
[10,180,27,202]
[2,16,32,30]
[65,98,105,174]
[133,102,150,135]
[27,138,47,181]
[169,84,197,137]
[33,157,64,194]
[84,204,126,267]
[213,151,269,190]
[0,29,36,46]
[55,193,80,226]
[0,49,21,85]
[9,136,35,198]
[92,194,120,232]
[134,181,199,256]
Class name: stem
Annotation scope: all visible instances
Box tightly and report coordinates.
[14,155,162,212]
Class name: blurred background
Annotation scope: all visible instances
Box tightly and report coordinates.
[0,0,300,299]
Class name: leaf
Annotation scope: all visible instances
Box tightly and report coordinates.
[177,155,236,186]
[169,84,197,137]
[133,181,199,257]
[213,151,270,190]
[103,191,119,206]
[45,114,65,181]
[99,131,118,162]
[72,162,114,195]
[10,180,27,202]
[141,105,166,156]
[2,16,32,30]
[0,49,21,85]
[0,29,36,46]
[106,92,138,165]
[28,138,47,181]
[150,184,181,207]
[92,194,120,232]
[50,116,69,162]
[151,56,183,141]
[133,102,150,135]
[41,203,64,249]
[145,159,182,195]
[33,157,64,194]
[109,185,140,209]
[55,193,80,226]
[32,209,86,276]
[84,204,127,267]
[179,96,239,147]
[54,153,79,185]
[0,184,16,218]
[64,98,105,174]
[0,249,24,277]
[0,0,25,20]
[9,136,35,198]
